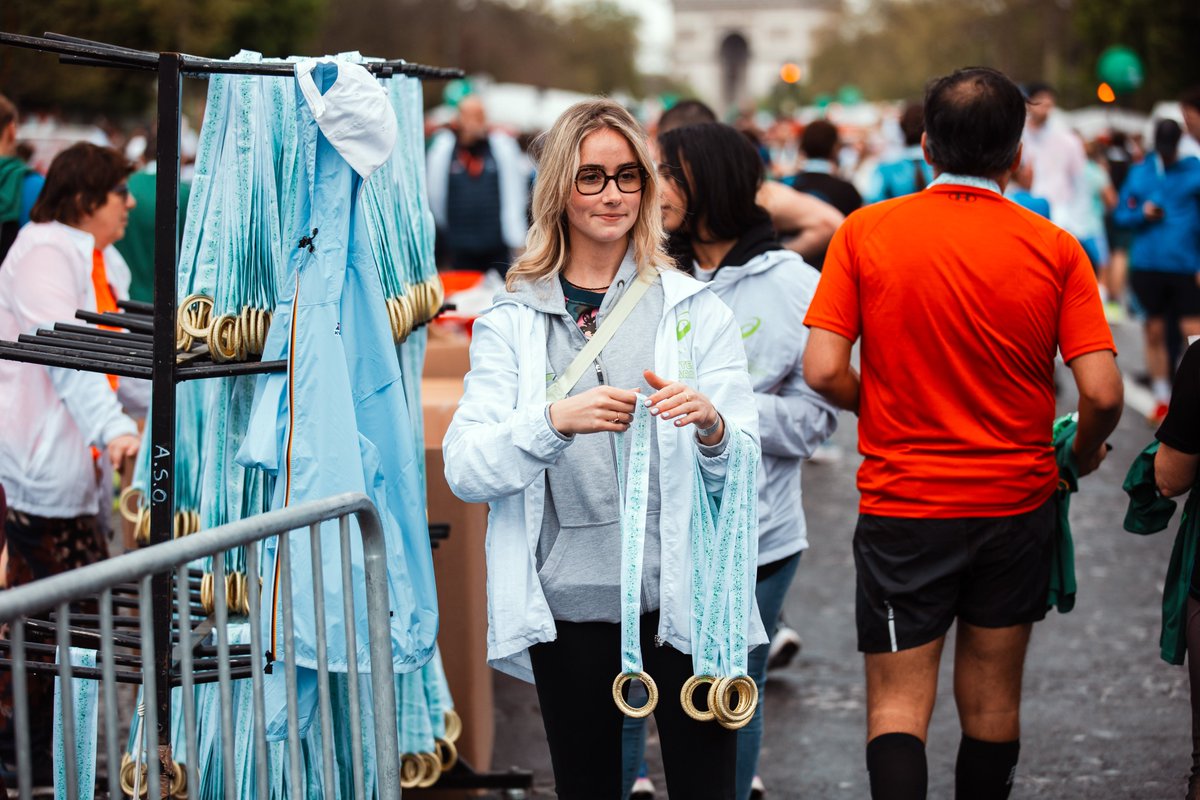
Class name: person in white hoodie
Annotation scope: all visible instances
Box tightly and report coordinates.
[443,99,763,799]
[652,122,838,800]
[0,141,141,784]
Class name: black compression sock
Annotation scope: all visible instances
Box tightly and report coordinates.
[954,735,1020,800]
[866,732,928,800]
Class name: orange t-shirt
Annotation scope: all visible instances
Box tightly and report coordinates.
[804,183,1116,518]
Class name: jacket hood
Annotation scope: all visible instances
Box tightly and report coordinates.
[491,244,711,316]
[706,247,807,290]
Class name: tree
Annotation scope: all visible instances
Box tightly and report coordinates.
[316,0,643,105]
[0,0,323,116]
[1073,0,1200,106]
[807,0,1079,104]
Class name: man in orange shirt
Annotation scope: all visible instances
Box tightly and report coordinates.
[803,67,1123,800]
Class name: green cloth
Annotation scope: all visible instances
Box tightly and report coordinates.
[1048,414,1080,613]
[113,168,191,303]
[0,155,32,225]
[1122,441,1179,533]
[1122,440,1195,665]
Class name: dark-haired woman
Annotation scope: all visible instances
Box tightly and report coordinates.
[655,122,838,800]
[0,142,141,782]
[1115,118,1200,425]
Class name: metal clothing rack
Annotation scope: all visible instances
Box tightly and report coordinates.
[0,30,529,796]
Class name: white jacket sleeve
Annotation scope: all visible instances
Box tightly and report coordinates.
[754,327,838,458]
[692,295,760,492]
[10,244,138,447]
[491,132,530,251]
[443,311,572,503]
[425,130,453,231]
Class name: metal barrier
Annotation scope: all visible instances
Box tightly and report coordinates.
[0,491,401,799]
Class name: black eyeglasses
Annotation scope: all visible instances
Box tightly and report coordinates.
[110,183,130,199]
[574,166,645,195]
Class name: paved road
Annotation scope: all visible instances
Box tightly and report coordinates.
[493,319,1191,798]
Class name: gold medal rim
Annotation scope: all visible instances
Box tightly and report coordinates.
[443,708,462,743]
[680,674,717,722]
[711,675,758,729]
[612,671,658,718]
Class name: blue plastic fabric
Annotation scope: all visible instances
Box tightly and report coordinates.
[236,61,438,685]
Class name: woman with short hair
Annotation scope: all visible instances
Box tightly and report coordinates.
[0,141,142,783]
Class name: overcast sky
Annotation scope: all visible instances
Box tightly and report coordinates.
[551,0,675,74]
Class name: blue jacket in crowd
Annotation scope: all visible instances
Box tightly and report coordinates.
[1114,154,1200,273]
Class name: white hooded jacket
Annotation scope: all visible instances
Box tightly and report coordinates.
[443,265,767,681]
[698,248,838,565]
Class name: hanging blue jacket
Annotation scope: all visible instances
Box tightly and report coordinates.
[238,60,438,688]
[1113,154,1200,274]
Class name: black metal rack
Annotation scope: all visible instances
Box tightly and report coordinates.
[0,30,535,798]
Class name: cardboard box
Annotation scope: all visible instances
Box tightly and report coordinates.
[422,376,493,773]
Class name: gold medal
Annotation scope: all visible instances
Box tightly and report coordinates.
[710,675,758,730]
[680,674,717,722]
[443,708,462,743]
[612,671,658,718]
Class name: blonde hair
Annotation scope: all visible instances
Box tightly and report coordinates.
[505,99,672,291]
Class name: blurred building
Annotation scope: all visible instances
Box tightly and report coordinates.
[671,0,839,115]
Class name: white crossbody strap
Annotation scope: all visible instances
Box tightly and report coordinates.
[546,270,656,402]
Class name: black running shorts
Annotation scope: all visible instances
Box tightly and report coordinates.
[1130,270,1200,319]
[853,496,1056,653]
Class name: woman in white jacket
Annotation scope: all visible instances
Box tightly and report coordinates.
[443,99,762,799]
[0,142,141,783]
[655,122,838,800]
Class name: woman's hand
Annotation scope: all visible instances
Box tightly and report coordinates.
[106,433,140,470]
[643,370,723,444]
[549,386,640,435]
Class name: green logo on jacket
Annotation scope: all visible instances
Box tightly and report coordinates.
[741,317,762,339]
[676,311,692,341]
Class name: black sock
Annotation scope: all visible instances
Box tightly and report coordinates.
[955,735,1020,800]
[866,732,928,800]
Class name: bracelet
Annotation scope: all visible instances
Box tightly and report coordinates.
[696,415,722,439]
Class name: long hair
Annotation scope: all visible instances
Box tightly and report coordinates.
[657,122,769,244]
[505,99,672,291]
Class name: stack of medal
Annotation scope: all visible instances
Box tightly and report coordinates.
[362,70,444,346]
[174,51,281,365]
[119,701,189,799]
[399,647,460,788]
[119,381,206,547]
[611,400,660,718]
[680,423,761,729]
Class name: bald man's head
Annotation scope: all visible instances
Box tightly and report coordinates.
[456,96,488,145]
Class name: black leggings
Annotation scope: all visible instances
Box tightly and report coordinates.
[528,612,737,799]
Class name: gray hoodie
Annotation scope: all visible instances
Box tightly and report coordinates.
[503,253,723,622]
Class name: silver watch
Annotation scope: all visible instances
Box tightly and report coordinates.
[696,415,722,439]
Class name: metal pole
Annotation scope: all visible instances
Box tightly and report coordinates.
[358,509,402,799]
[151,50,183,792]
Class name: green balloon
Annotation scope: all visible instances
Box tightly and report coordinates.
[1097,46,1144,94]
[837,85,863,105]
[443,78,473,108]
[814,93,833,109]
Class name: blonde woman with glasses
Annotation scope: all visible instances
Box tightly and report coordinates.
[444,99,764,798]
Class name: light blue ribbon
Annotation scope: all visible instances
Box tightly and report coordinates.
[615,398,653,675]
